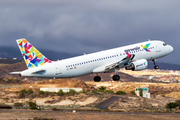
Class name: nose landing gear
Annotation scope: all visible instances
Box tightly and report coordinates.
[152,59,159,69]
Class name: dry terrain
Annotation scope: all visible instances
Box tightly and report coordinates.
[0,80,180,112]
[0,110,180,120]
[1,62,180,119]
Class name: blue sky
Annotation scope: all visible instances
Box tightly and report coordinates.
[0,0,179,64]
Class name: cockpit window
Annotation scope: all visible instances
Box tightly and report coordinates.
[163,43,167,46]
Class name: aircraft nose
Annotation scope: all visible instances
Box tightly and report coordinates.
[169,45,173,53]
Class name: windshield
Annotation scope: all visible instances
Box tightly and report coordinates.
[163,43,167,46]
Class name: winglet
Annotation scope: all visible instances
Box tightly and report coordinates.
[16,38,52,69]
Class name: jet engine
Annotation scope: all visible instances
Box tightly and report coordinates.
[125,59,148,71]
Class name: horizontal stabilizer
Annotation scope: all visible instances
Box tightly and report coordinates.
[9,72,22,75]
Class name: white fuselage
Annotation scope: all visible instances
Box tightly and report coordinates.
[20,40,173,78]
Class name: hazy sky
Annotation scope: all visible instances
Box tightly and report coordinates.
[0,0,179,64]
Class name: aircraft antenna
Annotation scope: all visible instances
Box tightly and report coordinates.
[148,39,151,41]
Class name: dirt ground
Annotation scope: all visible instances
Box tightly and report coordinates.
[0,110,180,120]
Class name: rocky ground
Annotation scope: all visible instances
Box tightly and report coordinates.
[87,81,180,98]
[109,95,179,112]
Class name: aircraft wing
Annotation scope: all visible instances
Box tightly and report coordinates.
[93,53,135,73]
[105,53,135,71]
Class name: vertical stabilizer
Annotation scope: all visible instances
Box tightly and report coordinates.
[16,38,52,69]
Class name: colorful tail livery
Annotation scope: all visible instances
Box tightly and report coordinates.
[16,39,52,69]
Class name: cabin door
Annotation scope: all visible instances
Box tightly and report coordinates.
[54,63,62,75]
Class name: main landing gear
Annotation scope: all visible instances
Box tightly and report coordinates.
[112,74,120,81]
[94,75,101,82]
[93,67,120,82]
[152,59,159,69]
[112,67,120,81]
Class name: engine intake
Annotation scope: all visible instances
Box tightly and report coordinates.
[125,59,148,71]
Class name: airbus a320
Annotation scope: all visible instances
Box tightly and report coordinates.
[10,39,173,82]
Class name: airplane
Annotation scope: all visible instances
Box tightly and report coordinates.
[10,38,173,82]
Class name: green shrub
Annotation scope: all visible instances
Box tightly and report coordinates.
[66,89,76,95]
[14,103,23,108]
[175,100,180,106]
[116,91,126,95]
[104,90,114,94]
[38,90,44,95]
[166,102,177,110]
[27,89,33,94]
[91,90,98,94]
[130,91,136,95]
[57,89,64,96]
[44,91,50,95]
[3,78,9,82]
[19,89,27,98]
[98,86,106,91]
[79,91,88,93]
[29,102,37,109]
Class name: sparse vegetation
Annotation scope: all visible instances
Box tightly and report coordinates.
[14,103,23,108]
[38,90,44,95]
[130,91,136,95]
[166,102,177,110]
[116,91,126,95]
[104,90,114,94]
[44,91,50,95]
[98,86,106,91]
[91,86,114,94]
[57,89,64,96]
[79,91,88,93]
[166,100,180,111]
[27,89,33,94]
[29,102,37,110]
[19,89,27,98]
[66,89,76,95]
[175,100,180,106]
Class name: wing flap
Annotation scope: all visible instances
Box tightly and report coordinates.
[105,54,135,70]
[93,54,135,73]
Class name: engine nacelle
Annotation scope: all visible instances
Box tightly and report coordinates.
[125,59,148,71]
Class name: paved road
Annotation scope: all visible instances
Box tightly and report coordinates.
[97,95,122,110]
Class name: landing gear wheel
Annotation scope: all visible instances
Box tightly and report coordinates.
[152,59,159,70]
[112,75,120,81]
[94,76,101,82]
[154,65,159,69]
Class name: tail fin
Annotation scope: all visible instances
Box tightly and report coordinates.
[16,38,52,69]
